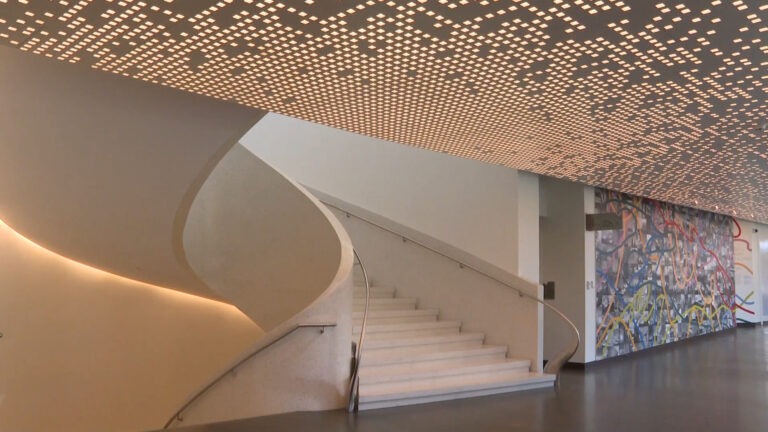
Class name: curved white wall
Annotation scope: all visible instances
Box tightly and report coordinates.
[0,46,355,430]
[0,220,262,432]
[170,145,354,426]
[0,46,264,298]
[183,144,353,330]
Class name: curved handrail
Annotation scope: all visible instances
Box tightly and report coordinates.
[348,249,370,412]
[163,322,336,429]
[318,199,580,379]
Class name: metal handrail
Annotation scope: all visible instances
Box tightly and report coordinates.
[321,200,580,379]
[348,249,370,412]
[163,322,336,429]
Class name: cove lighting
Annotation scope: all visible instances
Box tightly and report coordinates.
[0,217,240,311]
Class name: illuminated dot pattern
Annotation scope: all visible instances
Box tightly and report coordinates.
[0,0,766,221]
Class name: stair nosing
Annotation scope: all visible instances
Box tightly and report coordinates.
[353,297,416,304]
[361,345,508,365]
[359,358,532,382]
[354,320,461,333]
[359,373,555,401]
[363,332,485,349]
[353,308,438,318]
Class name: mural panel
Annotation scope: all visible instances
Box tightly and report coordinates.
[595,189,735,360]
[733,219,758,323]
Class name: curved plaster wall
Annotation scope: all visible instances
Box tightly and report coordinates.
[166,145,354,426]
[0,218,263,432]
[0,46,264,298]
[0,45,355,429]
[242,113,524,276]
[183,143,354,330]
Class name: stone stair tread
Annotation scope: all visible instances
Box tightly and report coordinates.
[359,372,555,400]
[353,308,438,319]
[359,358,531,383]
[351,281,552,410]
[353,320,460,334]
[354,297,416,305]
[363,332,485,349]
[362,345,507,365]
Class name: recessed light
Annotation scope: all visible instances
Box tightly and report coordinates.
[0,0,764,220]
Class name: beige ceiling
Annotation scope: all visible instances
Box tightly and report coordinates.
[0,0,766,221]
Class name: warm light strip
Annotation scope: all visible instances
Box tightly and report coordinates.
[0,217,237,310]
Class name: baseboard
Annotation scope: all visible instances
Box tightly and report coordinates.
[737,320,768,327]
[562,362,586,370]
[541,360,586,370]
[544,327,741,370]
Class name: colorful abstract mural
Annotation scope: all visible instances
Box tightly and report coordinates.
[595,189,735,360]
[733,219,759,324]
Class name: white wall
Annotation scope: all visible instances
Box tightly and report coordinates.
[736,219,768,323]
[173,144,354,426]
[183,144,353,331]
[173,278,352,427]
[516,172,543,366]
[242,113,548,369]
[539,177,589,363]
[319,199,542,371]
[242,114,525,275]
[583,187,597,362]
[0,220,262,432]
[0,45,263,299]
[517,172,540,282]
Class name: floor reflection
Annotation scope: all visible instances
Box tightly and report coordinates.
[168,327,768,432]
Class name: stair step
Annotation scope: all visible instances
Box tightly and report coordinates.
[364,332,485,353]
[364,332,484,352]
[353,286,395,299]
[354,320,461,339]
[360,346,510,377]
[361,345,508,372]
[360,358,531,385]
[354,308,438,325]
[358,372,555,410]
[354,297,417,311]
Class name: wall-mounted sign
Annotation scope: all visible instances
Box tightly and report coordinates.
[586,213,622,231]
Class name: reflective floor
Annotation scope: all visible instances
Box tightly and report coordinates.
[171,326,768,432]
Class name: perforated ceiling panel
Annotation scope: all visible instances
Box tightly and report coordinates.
[0,0,766,220]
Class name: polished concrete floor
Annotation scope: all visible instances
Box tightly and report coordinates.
[172,326,768,432]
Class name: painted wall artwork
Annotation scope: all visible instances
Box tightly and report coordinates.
[733,219,760,324]
[595,189,736,360]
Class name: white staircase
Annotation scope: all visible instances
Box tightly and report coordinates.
[353,283,555,411]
